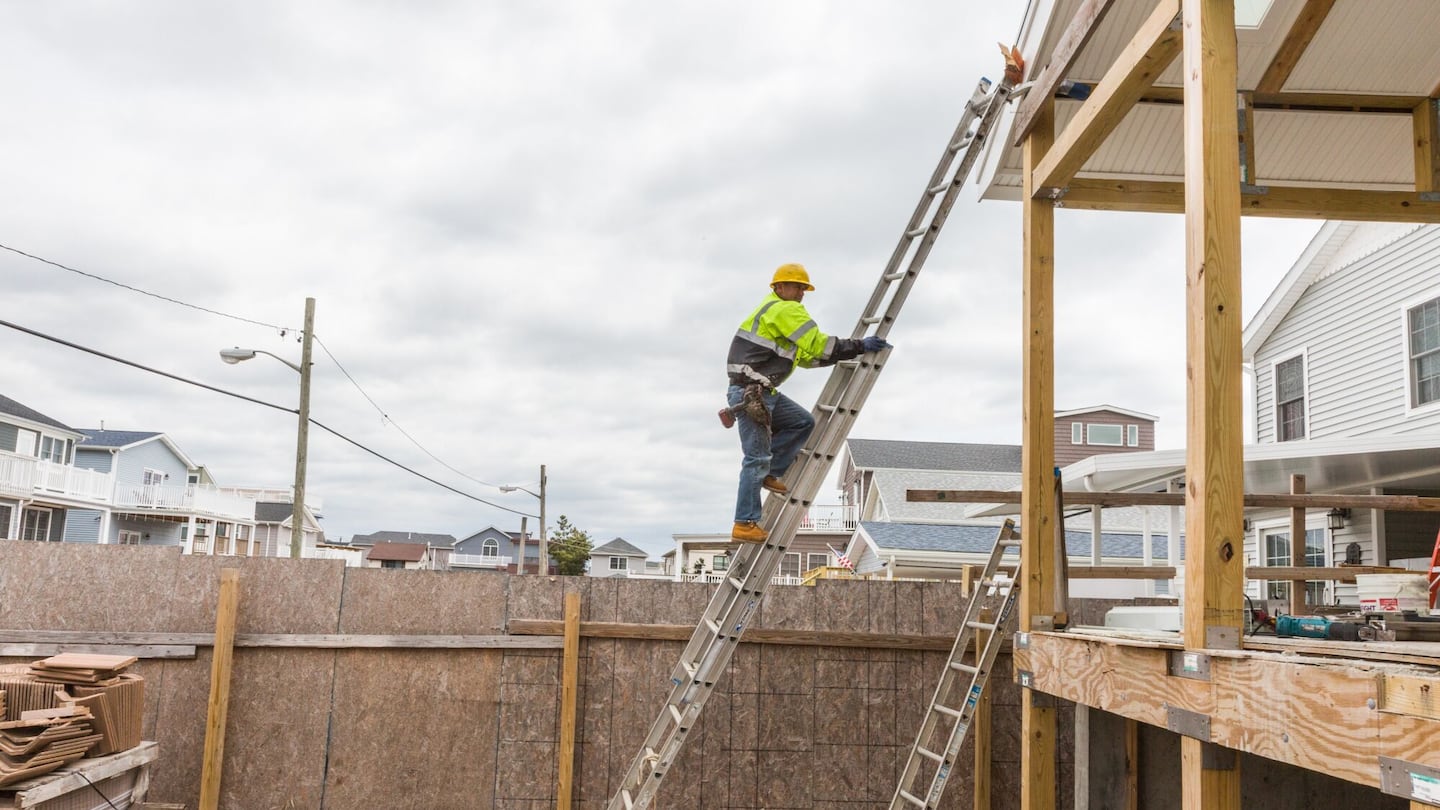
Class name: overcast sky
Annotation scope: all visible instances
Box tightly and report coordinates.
[0,2,1323,558]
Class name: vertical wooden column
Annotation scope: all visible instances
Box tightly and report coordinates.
[974,613,992,810]
[1021,97,1058,810]
[557,592,581,809]
[1416,98,1440,193]
[1123,718,1139,810]
[199,568,240,810]
[1288,474,1307,616]
[1181,0,1244,806]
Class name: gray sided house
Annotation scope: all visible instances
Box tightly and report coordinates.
[351,530,457,570]
[590,537,648,577]
[69,429,255,552]
[1240,220,1440,603]
[452,526,521,572]
[0,394,97,543]
[252,500,326,558]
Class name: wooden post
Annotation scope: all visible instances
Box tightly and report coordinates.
[556,591,581,809]
[974,611,992,810]
[1289,474,1307,616]
[1181,0,1244,806]
[199,568,240,810]
[1416,98,1440,193]
[1021,90,1059,810]
[1123,718,1139,810]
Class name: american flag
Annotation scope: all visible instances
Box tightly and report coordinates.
[827,543,855,572]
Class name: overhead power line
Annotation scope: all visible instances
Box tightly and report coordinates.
[0,316,538,519]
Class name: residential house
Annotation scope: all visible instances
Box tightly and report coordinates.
[67,430,255,552]
[672,510,853,584]
[0,395,109,542]
[249,501,326,558]
[363,541,433,570]
[451,525,519,572]
[590,538,649,578]
[350,530,457,569]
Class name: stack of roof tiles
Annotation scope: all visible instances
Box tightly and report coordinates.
[0,705,101,787]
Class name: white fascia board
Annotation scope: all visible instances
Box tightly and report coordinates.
[1241,221,1347,360]
[974,0,1060,202]
[1055,404,1161,421]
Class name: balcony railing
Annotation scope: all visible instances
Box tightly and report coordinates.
[113,482,256,521]
[683,572,803,586]
[798,504,857,533]
[450,553,512,569]
[0,452,115,503]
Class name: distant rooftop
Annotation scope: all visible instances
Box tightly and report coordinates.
[352,530,457,549]
[0,394,73,432]
[847,439,1023,473]
[592,538,648,558]
[76,429,163,449]
[365,542,429,563]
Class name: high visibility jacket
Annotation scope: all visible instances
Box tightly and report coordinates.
[726,293,864,388]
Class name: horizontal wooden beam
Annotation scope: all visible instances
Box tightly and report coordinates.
[1012,0,1116,146]
[1013,631,1440,789]
[0,643,196,659]
[0,630,563,650]
[1254,0,1336,94]
[907,489,1440,511]
[1059,179,1440,222]
[1032,0,1181,195]
[1139,87,1425,112]
[1064,565,1403,582]
[508,619,959,652]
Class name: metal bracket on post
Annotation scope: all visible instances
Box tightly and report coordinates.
[1165,705,1211,741]
[1029,615,1055,632]
[1420,191,1440,202]
[1379,756,1440,803]
[1015,631,1030,650]
[1017,671,1056,707]
[1167,650,1212,681]
[1206,625,1240,650]
[1239,183,1269,195]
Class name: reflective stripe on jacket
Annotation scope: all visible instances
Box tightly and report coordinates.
[725,293,864,388]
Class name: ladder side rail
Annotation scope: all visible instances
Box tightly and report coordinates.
[867,80,1018,342]
[852,78,995,340]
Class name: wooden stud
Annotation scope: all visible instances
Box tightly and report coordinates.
[1124,718,1139,810]
[1254,0,1336,94]
[1415,99,1440,193]
[1020,92,1058,810]
[1032,0,1182,195]
[974,611,992,810]
[1142,86,1426,110]
[1182,738,1240,810]
[1059,179,1440,223]
[556,592,580,810]
[1011,0,1117,146]
[1182,0,1254,657]
[1289,474,1307,617]
[1238,92,1257,186]
[199,568,240,810]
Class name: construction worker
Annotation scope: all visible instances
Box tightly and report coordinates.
[724,263,891,543]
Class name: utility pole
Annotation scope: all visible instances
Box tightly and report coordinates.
[291,297,315,560]
[539,464,548,575]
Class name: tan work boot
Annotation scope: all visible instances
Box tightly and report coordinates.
[761,476,788,495]
[731,521,768,544]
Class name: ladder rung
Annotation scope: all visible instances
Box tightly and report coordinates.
[950,135,973,152]
[917,746,944,764]
[669,704,684,724]
[884,271,907,281]
[979,578,1008,589]
[705,618,721,634]
[898,788,926,807]
[681,660,697,678]
[950,660,978,674]
[999,539,1022,548]
[927,182,948,195]
[728,576,745,591]
[861,316,883,325]
[906,226,929,237]
[621,789,634,810]
[818,404,838,413]
[933,704,962,719]
[644,746,659,764]
[967,620,998,632]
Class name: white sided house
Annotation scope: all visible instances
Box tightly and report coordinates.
[590,538,650,578]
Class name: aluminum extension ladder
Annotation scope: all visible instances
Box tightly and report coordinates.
[890,520,1021,809]
[606,64,1023,810]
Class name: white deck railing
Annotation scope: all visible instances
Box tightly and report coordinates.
[0,452,115,503]
[113,482,255,521]
[450,554,512,569]
[683,572,803,586]
[798,504,857,533]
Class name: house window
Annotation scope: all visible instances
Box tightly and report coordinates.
[143,469,166,486]
[381,559,404,569]
[1126,425,1139,447]
[713,554,729,571]
[1263,526,1326,603]
[780,553,802,578]
[118,530,142,545]
[807,553,828,572]
[609,556,628,571]
[237,525,250,541]
[39,436,67,463]
[1409,297,1440,408]
[1275,355,1306,441]
[1086,424,1124,446]
[0,504,11,538]
[479,538,498,557]
[15,429,37,456]
[1070,423,1083,444]
[21,508,51,542]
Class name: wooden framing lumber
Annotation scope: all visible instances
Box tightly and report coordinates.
[1058,179,1440,222]
[556,593,580,810]
[1181,0,1246,652]
[1141,87,1427,111]
[1238,93,1257,186]
[905,489,1440,512]
[0,630,563,649]
[1011,0,1115,146]
[1031,0,1182,196]
[974,613,992,810]
[1020,80,1059,810]
[0,644,196,659]
[199,568,239,810]
[1417,98,1440,193]
[1289,474,1307,616]
[506,620,968,652]
[1062,564,1396,582]
[1254,0,1336,94]
[1014,631,1440,791]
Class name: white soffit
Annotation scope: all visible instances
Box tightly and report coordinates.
[1282,0,1440,95]
[1254,111,1413,188]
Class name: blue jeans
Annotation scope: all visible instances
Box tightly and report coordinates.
[728,385,815,522]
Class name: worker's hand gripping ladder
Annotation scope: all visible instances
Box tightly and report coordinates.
[607,56,1023,810]
[890,520,1021,809]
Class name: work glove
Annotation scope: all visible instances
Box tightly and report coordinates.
[862,336,892,353]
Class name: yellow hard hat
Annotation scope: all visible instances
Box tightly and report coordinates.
[771,263,815,291]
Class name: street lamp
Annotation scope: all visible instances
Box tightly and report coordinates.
[220,297,316,560]
[500,464,547,574]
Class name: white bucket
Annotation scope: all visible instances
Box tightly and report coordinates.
[1355,573,1431,614]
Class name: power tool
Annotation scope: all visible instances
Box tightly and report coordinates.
[1273,614,1391,641]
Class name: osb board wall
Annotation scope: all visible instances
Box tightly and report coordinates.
[0,542,1068,809]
